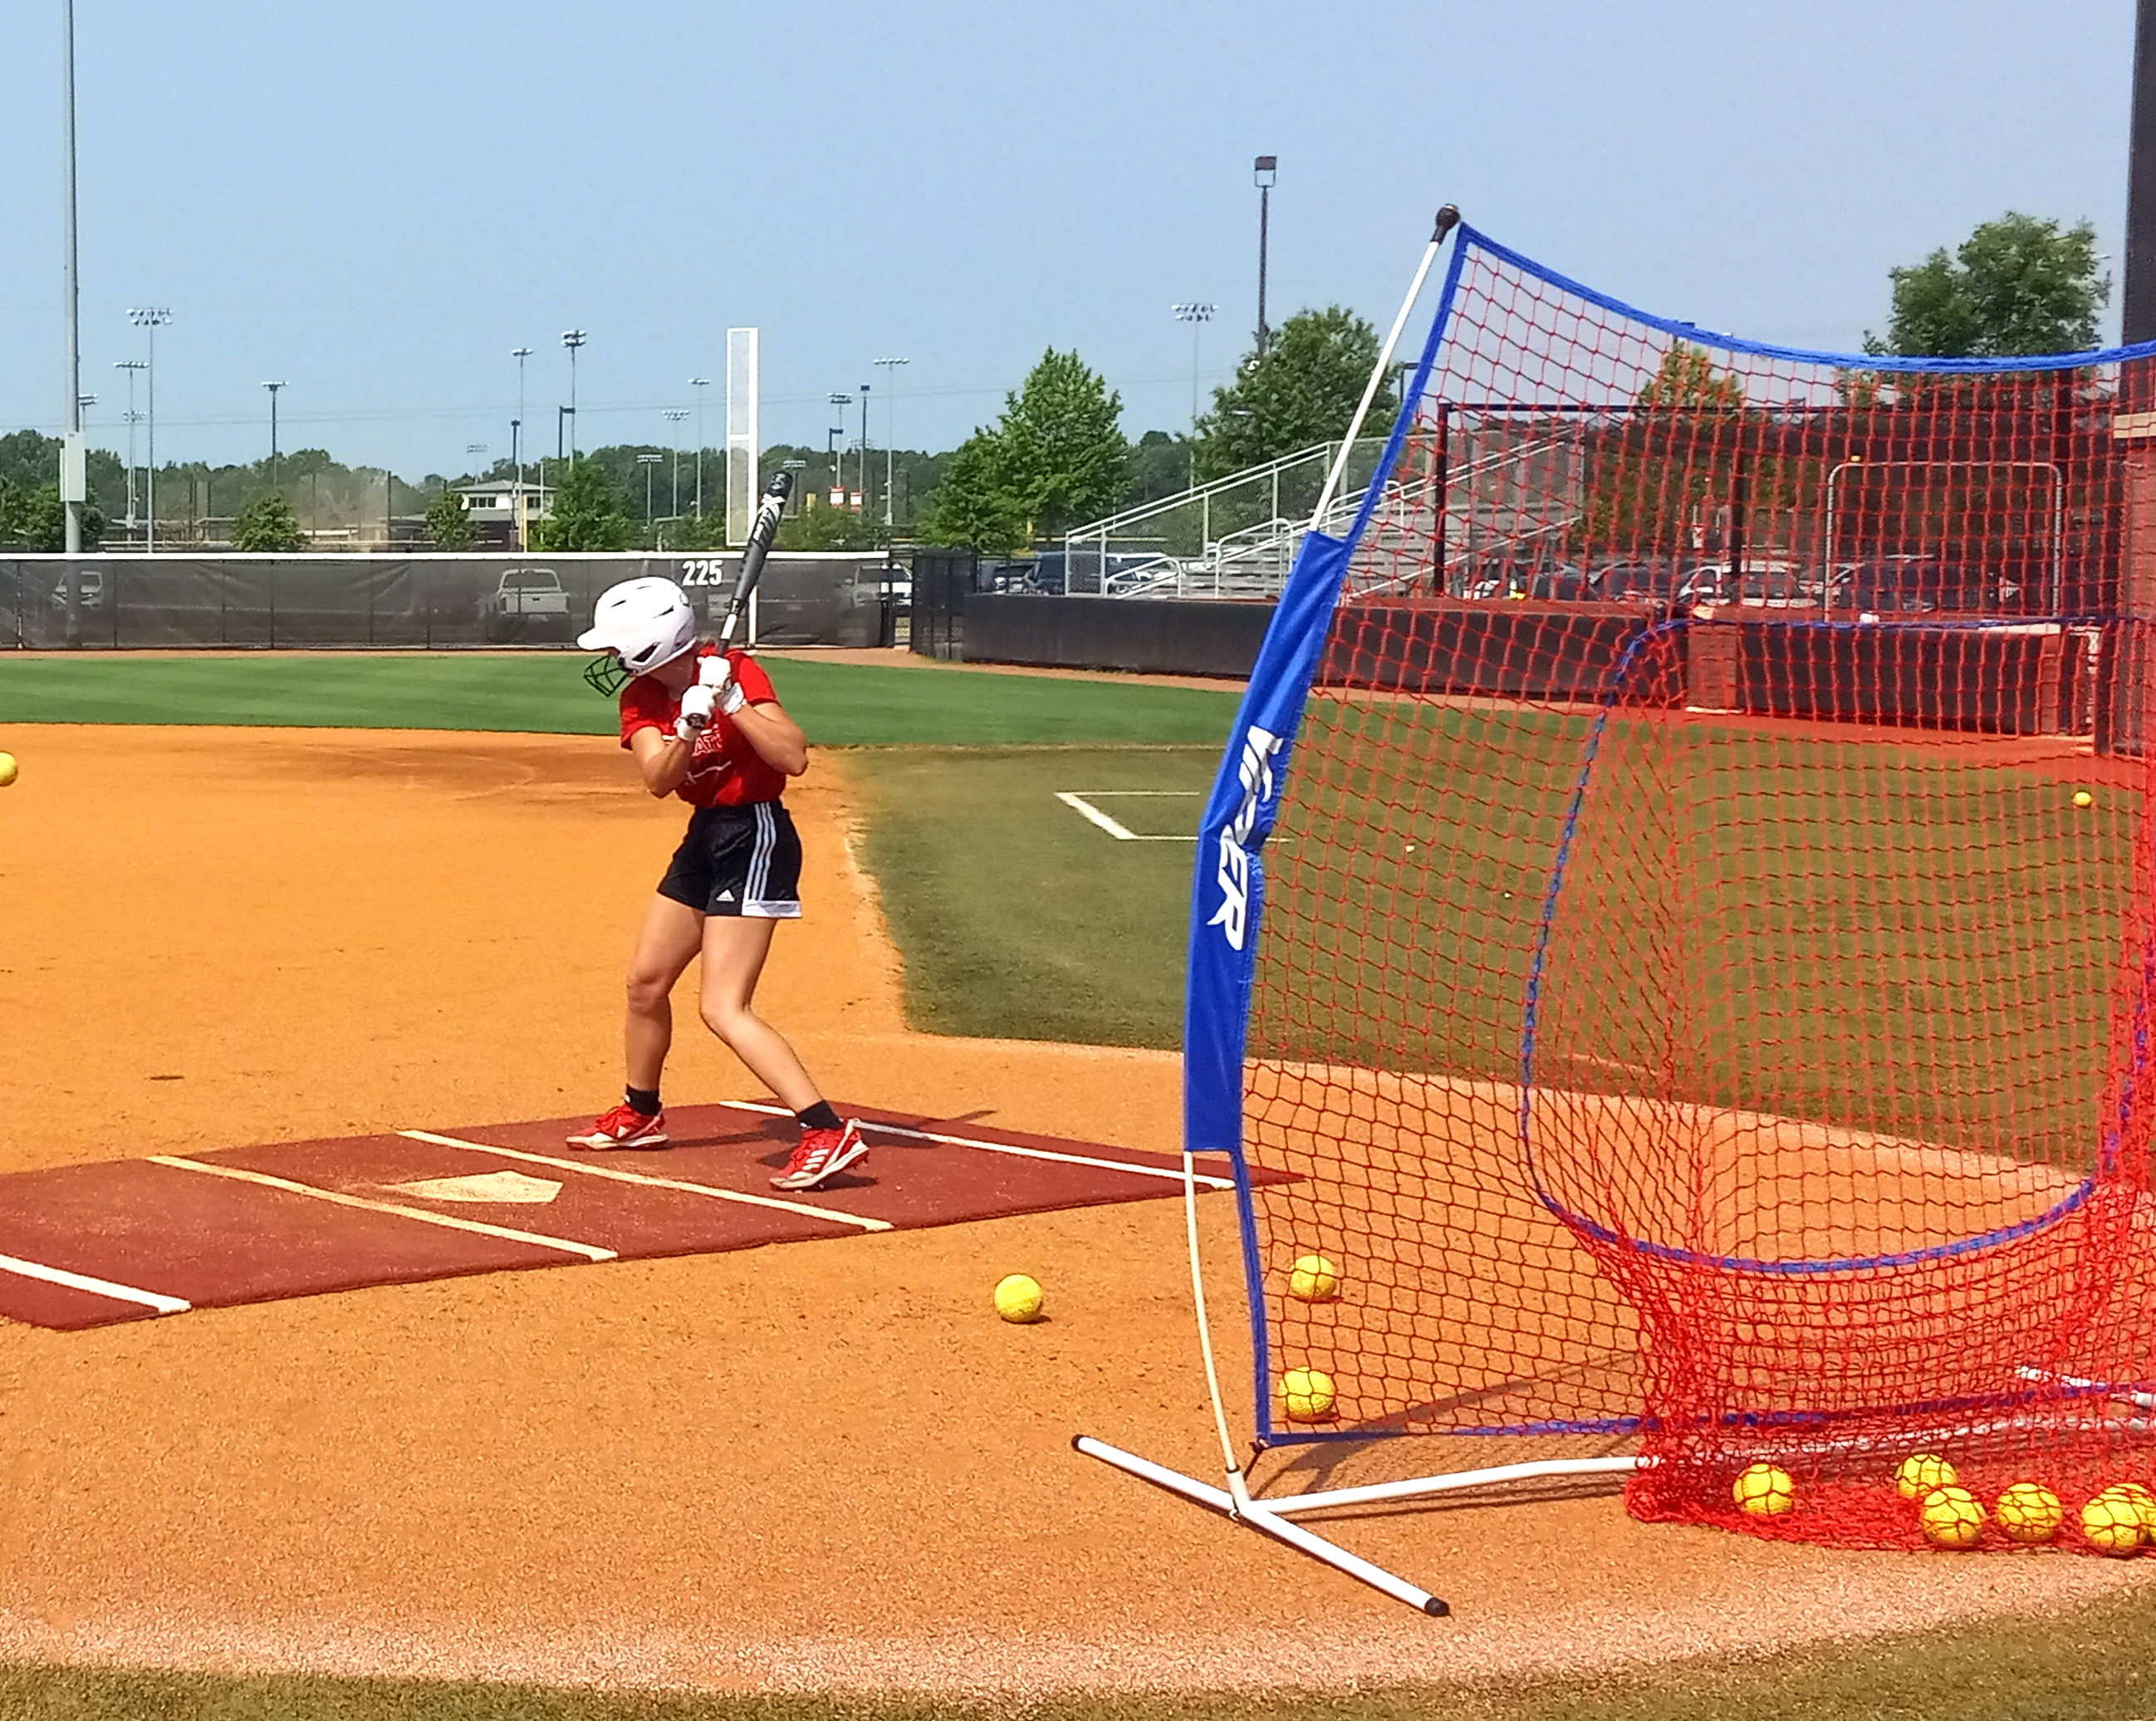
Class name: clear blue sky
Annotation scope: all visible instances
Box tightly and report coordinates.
[2,0,2134,478]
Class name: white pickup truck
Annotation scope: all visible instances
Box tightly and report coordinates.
[480,567,571,640]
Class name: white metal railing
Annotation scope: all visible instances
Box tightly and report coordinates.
[1088,428,1577,601]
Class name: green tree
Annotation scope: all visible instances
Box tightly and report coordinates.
[14,484,105,551]
[915,432,1028,552]
[1196,306,1394,477]
[660,510,728,552]
[232,493,305,552]
[534,458,631,551]
[1125,429,1197,506]
[1866,213,2110,358]
[993,350,1128,538]
[1574,342,1750,558]
[775,496,887,552]
[425,484,476,550]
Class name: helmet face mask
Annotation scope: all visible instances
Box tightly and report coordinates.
[578,577,699,694]
[582,653,635,697]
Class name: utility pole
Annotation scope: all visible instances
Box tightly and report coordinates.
[690,375,711,518]
[638,451,661,526]
[874,356,909,529]
[1253,155,1277,355]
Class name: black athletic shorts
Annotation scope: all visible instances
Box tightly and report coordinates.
[657,801,803,918]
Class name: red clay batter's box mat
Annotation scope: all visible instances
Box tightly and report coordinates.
[0,1102,1282,1331]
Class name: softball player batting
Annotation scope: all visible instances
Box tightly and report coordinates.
[568,576,866,1191]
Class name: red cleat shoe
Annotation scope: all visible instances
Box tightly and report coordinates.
[566,1103,669,1150]
[772,1120,867,1190]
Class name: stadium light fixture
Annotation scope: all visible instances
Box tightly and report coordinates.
[1253,155,1277,356]
[663,408,690,520]
[114,360,147,531]
[829,393,853,499]
[127,308,174,555]
[1172,303,1216,451]
[858,384,872,517]
[562,330,587,456]
[874,357,910,527]
[262,380,287,485]
[690,377,713,518]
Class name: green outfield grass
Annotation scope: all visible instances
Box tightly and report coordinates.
[4,1579,2154,1718]
[855,746,1215,1047]
[0,653,1242,748]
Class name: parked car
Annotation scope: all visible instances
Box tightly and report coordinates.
[1826,557,1997,616]
[481,566,571,640]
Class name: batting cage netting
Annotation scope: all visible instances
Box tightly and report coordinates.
[1085,212,2156,1592]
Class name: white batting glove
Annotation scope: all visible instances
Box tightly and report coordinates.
[676,682,718,738]
[699,656,747,716]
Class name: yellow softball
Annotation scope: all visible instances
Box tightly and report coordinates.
[1995,1482,2064,1545]
[2082,1489,2147,1556]
[1281,1367,1337,1422]
[1919,1484,1986,1549]
[1287,1253,1339,1302]
[1732,1462,1795,1516]
[1896,1454,1958,1498]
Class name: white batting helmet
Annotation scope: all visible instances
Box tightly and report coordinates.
[579,577,698,686]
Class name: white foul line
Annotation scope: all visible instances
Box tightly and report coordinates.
[0,1251,191,1316]
[714,1102,1237,1191]
[146,1157,618,1261]
[1055,792,1188,843]
[398,1131,892,1233]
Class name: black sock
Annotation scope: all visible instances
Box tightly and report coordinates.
[796,1101,841,1132]
[625,1086,662,1117]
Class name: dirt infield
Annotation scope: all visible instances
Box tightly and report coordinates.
[0,723,2148,1696]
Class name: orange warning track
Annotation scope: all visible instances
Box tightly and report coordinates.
[0,1101,1278,1331]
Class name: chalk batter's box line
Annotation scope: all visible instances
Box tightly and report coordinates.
[714,1101,1237,1192]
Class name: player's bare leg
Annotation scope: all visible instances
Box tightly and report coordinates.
[568,893,703,1148]
[696,914,823,1111]
[625,893,707,1090]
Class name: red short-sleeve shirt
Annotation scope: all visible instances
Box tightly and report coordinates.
[618,645,787,807]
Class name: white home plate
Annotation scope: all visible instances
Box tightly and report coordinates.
[386,1171,564,1205]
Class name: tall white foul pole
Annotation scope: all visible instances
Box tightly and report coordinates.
[61,0,83,567]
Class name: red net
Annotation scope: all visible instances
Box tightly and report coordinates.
[1240,230,2156,1551]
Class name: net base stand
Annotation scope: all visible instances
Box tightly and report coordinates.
[1076,1435,1644,1616]
[1075,1434,1452,1616]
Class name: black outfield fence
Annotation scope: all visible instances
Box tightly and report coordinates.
[957,593,1269,678]
[2,552,895,650]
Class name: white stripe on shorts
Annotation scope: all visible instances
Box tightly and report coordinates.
[747,802,776,905]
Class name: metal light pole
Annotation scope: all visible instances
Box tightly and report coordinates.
[690,376,711,517]
[663,408,689,521]
[638,451,662,526]
[829,393,851,501]
[263,380,286,486]
[1253,155,1277,355]
[561,330,586,456]
[1173,303,1215,487]
[512,346,532,548]
[858,384,872,517]
[62,0,83,561]
[115,359,146,532]
[128,308,173,553]
[874,356,909,528]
